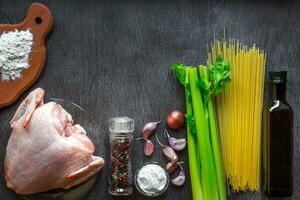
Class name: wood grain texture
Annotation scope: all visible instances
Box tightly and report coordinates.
[0,0,299,200]
[0,3,53,108]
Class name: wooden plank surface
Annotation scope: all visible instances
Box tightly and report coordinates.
[0,0,299,199]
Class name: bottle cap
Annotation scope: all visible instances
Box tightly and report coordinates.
[109,116,135,133]
[269,71,287,83]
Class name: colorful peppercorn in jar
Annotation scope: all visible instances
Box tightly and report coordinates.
[108,117,134,196]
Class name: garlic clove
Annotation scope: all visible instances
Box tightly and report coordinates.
[171,170,185,186]
[142,121,162,139]
[162,146,178,162]
[168,137,177,147]
[166,162,179,174]
[164,129,186,151]
[172,138,187,151]
[144,139,154,156]
[156,134,178,162]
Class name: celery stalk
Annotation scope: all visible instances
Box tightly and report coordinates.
[201,66,227,200]
[172,65,203,200]
[188,68,217,199]
[172,57,230,200]
[186,87,203,200]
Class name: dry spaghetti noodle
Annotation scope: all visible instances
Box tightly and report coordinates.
[207,39,266,192]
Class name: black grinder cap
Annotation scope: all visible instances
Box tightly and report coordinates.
[269,71,287,83]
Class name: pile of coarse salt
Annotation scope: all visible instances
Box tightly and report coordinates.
[0,29,33,81]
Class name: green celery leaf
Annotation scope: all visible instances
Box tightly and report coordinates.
[172,63,186,86]
[197,77,211,102]
[185,114,197,136]
[197,78,210,91]
[209,56,231,95]
[186,83,192,102]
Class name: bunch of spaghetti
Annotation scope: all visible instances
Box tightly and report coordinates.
[207,39,266,192]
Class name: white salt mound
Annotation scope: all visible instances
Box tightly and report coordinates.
[137,164,167,195]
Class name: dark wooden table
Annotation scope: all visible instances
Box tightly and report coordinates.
[0,0,299,199]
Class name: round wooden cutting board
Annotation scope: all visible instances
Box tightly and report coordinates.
[0,3,54,108]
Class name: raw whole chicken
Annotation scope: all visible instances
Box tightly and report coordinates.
[4,88,104,194]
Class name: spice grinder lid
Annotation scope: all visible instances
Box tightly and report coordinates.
[269,71,287,83]
[109,116,135,133]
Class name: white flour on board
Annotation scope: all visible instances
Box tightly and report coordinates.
[0,29,33,81]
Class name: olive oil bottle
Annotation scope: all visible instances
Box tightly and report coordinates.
[262,71,293,197]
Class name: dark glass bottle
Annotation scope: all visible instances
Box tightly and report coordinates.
[262,71,293,197]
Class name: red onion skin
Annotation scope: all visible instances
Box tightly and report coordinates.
[166,110,185,130]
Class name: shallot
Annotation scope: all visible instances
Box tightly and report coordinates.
[164,129,186,151]
[166,110,185,130]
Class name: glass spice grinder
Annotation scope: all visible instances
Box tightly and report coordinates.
[108,117,134,196]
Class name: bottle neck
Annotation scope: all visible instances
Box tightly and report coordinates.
[269,82,286,101]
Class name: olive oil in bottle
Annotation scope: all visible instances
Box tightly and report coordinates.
[262,71,293,197]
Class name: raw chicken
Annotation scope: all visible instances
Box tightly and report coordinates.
[4,88,104,194]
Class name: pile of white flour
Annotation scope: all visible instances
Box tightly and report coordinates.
[0,29,33,81]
